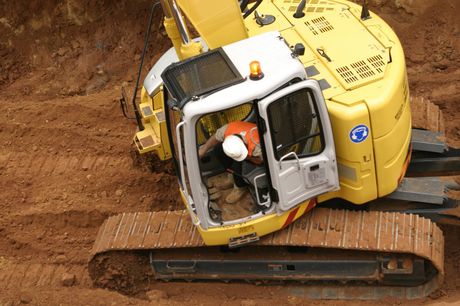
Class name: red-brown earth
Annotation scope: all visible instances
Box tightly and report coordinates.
[0,0,459,305]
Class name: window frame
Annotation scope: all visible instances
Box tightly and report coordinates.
[266,87,326,161]
[161,48,244,109]
[195,103,255,146]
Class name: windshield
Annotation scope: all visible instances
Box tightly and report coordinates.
[161,48,244,109]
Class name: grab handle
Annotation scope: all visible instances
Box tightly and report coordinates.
[279,152,301,170]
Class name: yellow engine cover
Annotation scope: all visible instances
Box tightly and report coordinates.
[148,0,411,206]
[244,0,411,204]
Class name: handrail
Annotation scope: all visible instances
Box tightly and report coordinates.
[167,0,191,45]
[175,121,200,226]
[175,121,188,194]
[279,152,301,170]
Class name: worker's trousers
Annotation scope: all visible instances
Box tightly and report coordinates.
[213,143,247,188]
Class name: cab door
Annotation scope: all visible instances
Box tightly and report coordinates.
[258,80,339,211]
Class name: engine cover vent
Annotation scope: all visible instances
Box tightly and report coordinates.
[367,55,385,73]
[336,55,387,86]
[277,1,390,89]
[305,16,334,35]
[336,66,359,84]
[305,21,319,35]
[350,60,375,79]
[311,16,334,33]
[287,0,337,13]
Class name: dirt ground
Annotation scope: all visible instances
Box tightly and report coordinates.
[0,0,459,305]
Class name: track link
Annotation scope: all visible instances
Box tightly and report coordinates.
[90,209,444,272]
[411,96,445,133]
[89,208,444,297]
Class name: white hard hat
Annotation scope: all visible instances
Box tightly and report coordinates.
[222,135,248,162]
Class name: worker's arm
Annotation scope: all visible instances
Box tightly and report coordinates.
[199,134,220,158]
[247,156,263,165]
[247,144,263,165]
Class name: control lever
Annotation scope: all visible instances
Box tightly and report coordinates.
[293,0,306,18]
[317,48,332,62]
[254,11,275,26]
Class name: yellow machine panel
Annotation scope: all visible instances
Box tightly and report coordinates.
[318,100,377,204]
[197,197,316,246]
[274,0,390,90]
[177,0,248,49]
[134,87,172,160]
[242,0,292,36]
[140,0,411,205]
[240,0,410,203]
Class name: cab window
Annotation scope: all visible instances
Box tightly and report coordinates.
[196,103,253,145]
[267,88,324,160]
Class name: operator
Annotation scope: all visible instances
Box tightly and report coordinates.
[199,121,262,204]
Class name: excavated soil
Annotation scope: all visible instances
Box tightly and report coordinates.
[0,0,459,305]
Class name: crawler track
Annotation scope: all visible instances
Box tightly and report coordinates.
[89,208,444,298]
[411,96,445,133]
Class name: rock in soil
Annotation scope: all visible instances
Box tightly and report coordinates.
[55,254,67,264]
[240,300,257,306]
[146,289,168,302]
[61,273,76,287]
[19,294,32,304]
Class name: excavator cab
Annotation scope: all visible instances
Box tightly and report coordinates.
[161,32,340,245]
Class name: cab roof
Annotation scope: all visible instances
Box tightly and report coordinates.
[163,31,307,113]
[162,48,244,109]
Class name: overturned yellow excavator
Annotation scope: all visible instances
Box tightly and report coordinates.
[90,0,460,299]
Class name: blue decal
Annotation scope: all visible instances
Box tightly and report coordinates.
[350,125,369,143]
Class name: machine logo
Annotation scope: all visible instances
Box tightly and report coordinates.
[350,125,369,143]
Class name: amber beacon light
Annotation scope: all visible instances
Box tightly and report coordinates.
[249,61,264,80]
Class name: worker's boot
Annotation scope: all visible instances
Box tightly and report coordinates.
[214,174,234,190]
[209,201,222,222]
[209,187,222,201]
[225,185,247,204]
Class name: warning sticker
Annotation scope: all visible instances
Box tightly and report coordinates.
[350,125,369,143]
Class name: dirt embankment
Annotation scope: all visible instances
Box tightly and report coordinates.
[0,0,170,99]
[0,0,459,305]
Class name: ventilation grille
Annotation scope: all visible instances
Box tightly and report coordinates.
[286,0,336,13]
[350,60,375,79]
[311,16,334,33]
[367,55,385,73]
[289,6,334,13]
[305,16,334,35]
[336,66,359,84]
[336,55,387,85]
[305,21,318,35]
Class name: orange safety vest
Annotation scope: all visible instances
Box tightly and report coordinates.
[223,121,260,157]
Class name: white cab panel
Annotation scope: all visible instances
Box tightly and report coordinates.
[258,80,339,212]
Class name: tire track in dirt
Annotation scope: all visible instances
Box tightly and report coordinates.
[1,152,132,177]
[0,121,128,152]
[3,125,129,144]
[0,262,91,290]
[0,211,102,293]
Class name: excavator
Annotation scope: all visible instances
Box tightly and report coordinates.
[89,0,460,299]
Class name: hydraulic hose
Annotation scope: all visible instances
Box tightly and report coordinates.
[240,0,250,12]
[132,1,161,131]
[242,0,263,19]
